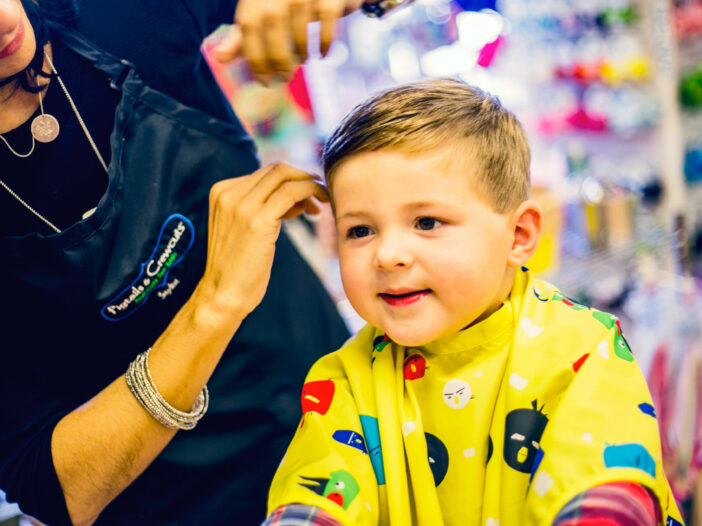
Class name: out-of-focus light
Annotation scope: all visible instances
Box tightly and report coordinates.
[420,43,478,77]
[459,68,526,107]
[456,10,503,50]
[388,41,422,82]
[347,13,386,68]
[426,2,453,25]
[321,40,350,67]
[581,176,605,204]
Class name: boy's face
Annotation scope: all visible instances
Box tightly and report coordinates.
[332,148,517,347]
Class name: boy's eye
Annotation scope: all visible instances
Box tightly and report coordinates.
[347,225,372,239]
[416,217,439,231]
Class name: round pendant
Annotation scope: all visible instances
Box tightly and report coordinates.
[31,114,60,143]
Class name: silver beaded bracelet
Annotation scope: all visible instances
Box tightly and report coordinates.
[125,348,209,430]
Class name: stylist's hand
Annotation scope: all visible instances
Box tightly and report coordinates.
[214,0,364,84]
[198,162,327,318]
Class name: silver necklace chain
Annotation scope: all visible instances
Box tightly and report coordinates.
[0,53,109,234]
[0,128,35,157]
[0,87,56,157]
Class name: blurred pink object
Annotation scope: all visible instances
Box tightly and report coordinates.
[565,106,608,132]
[477,35,504,68]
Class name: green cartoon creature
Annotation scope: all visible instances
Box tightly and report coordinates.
[551,291,588,310]
[592,311,634,362]
[299,470,360,510]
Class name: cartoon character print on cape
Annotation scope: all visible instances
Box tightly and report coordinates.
[592,311,634,362]
[504,399,549,474]
[638,402,657,418]
[372,334,391,364]
[360,415,386,485]
[532,285,635,362]
[572,353,590,372]
[300,380,335,427]
[425,432,449,486]
[404,353,427,380]
[603,443,656,478]
[333,430,368,454]
[442,379,473,409]
[299,470,360,510]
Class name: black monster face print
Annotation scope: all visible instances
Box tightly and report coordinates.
[425,432,449,486]
[503,400,548,474]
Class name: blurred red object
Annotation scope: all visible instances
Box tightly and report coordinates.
[287,66,315,122]
[554,61,603,84]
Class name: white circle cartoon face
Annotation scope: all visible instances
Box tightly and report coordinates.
[443,379,472,409]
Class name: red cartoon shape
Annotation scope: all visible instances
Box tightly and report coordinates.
[573,353,590,373]
[404,354,427,380]
[327,492,344,507]
[300,380,335,427]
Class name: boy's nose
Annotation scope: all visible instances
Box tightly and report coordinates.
[374,234,414,270]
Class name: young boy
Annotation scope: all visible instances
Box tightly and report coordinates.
[262,79,683,525]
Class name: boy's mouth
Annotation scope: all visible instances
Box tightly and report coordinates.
[379,289,431,307]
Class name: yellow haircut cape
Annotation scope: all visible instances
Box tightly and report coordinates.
[268,268,683,525]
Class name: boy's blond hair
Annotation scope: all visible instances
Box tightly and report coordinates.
[322,78,530,213]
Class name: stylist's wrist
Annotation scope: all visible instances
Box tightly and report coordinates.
[187,280,253,333]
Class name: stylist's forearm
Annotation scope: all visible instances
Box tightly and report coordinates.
[51,287,246,526]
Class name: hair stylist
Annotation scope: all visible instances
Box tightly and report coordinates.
[0,1,364,525]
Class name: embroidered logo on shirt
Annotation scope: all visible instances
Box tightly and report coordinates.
[101,214,195,321]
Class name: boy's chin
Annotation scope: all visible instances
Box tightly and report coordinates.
[383,330,438,348]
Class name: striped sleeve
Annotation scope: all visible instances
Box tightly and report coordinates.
[262,504,343,526]
[552,482,661,526]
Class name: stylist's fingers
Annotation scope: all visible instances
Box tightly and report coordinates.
[264,178,329,222]
[213,24,242,63]
[317,0,345,56]
[245,162,324,204]
[290,0,313,61]
[262,3,295,79]
[235,0,273,84]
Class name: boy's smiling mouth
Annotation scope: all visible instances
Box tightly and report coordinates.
[379,289,431,307]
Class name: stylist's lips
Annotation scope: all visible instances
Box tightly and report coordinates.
[0,21,24,59]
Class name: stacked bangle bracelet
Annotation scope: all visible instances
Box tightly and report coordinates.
[125,348,209,430]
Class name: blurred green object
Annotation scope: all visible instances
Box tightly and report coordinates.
[680,65,702,109]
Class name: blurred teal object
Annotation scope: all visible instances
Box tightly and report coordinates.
[684,148,702,183]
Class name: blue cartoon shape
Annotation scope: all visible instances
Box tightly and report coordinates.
[359,414,385,485]
[333,430,368,454]
[667,517,683,526]
[603,443,656,478]
[638,403,657,418]
[533,287,549,302]
[529,447,545,484]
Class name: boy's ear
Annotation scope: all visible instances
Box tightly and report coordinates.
[507,200,542,268]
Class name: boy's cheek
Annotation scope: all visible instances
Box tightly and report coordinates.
[339,263,372,314]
